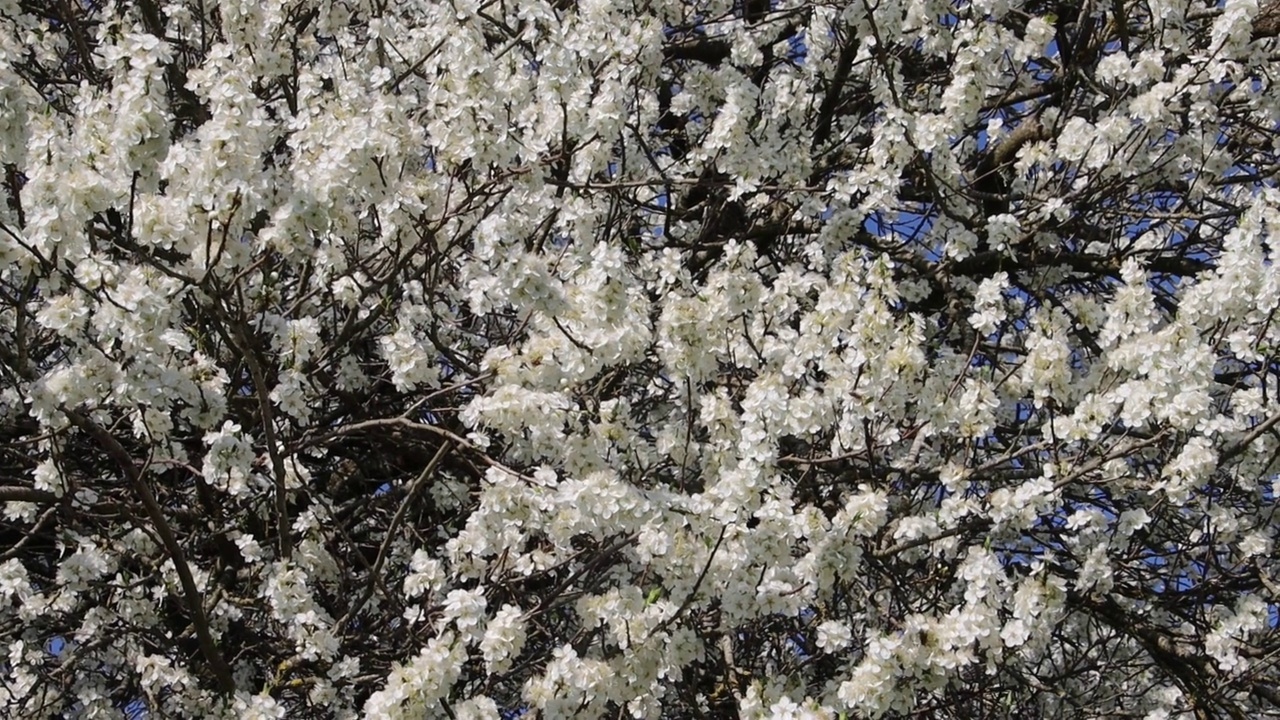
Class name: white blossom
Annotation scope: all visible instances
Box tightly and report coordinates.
[2,1,1279,717]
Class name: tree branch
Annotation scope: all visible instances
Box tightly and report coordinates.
[62,407,236,696]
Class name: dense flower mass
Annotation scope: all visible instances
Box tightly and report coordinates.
[4,0,1280,717]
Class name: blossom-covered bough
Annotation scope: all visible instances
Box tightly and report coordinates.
[3,0,1280,717]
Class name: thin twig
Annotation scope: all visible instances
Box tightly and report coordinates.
[341,439,454,627]
[646,524,728,642]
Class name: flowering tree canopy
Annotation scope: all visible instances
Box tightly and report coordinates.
[6,0,1280,717]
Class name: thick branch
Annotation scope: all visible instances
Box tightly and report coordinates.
[62,408,236,696]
